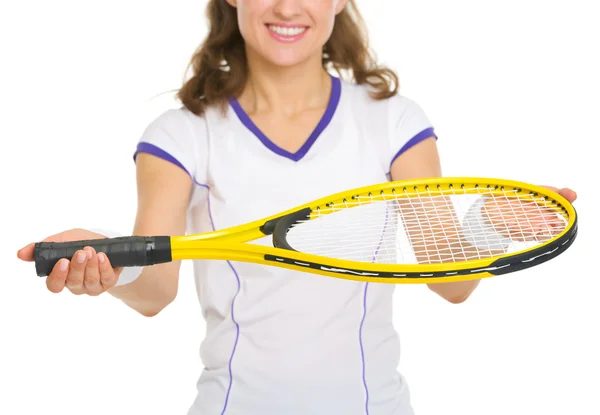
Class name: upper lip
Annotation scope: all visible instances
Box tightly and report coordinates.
[265,22,309,28]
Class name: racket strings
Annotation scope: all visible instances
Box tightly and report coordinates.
[286,186,568,264]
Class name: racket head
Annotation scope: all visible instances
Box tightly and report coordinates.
[267,177,577,282]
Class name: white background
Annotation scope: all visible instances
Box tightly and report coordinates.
[1,0,598,414]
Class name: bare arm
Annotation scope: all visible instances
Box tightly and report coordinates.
[389,137,481,304]
[107,153,193,316]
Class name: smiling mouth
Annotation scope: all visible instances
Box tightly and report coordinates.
[266,24,309,38]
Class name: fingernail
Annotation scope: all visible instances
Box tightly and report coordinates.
[77,251,86,263]
[86,248,93,260]
[59,259,69,271]
[98,253,105,264]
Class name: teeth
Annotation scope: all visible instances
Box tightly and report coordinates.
[268,25,306,37]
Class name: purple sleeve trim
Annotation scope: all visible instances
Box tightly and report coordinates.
[389,127,437,169]
[133,142,191,177]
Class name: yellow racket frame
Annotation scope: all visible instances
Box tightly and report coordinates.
[169,177,577,284]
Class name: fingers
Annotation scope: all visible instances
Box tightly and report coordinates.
[559,188,577,203]
[66,250,88,295]
[21,228,116,296]
[540,186,578,203]
[540,185,559,194]
[486,197,567,242]
[83,248,103,296]
[51,247,116,296]
[98,253,118,289]
[46,258,70,293]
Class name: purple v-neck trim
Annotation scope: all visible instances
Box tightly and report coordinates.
[228,75,342,162]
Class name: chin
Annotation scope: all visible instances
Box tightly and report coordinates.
[266,56,308,68]
[259,48,320,68]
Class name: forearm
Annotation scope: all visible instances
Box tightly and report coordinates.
[108,262,180,317]
[398,195,506,304]
[390,137,486,303]
[106,153,193,316]
[406,223,484,303]
[89,225,182,316]
[427,279,480,304]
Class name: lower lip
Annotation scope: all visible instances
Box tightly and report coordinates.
[266,26,309,43]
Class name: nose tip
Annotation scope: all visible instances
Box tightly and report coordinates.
[272,0,303,18]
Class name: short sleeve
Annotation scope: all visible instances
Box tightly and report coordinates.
[133,108,207,184]
[388,95,437,168]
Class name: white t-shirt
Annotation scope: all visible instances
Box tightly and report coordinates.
[134,75,436,415]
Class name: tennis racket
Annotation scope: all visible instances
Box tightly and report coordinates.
[33,177,577,284]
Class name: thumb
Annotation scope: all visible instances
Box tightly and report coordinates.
[17,228,105,262]
[17,231,67,262]
[17,243,36,262]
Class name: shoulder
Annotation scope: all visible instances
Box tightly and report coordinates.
[143,106,208,138]
[136,105,215,181]
[338,78,428,123]
[337,78,436,167]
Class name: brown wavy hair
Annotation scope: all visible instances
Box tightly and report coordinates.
[177,0,399,116]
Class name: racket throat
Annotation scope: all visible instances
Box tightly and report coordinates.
[260,207,312,252]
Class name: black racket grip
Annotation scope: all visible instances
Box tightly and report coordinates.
[33,236,172,277]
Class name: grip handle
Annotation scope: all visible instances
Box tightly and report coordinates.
[33,236,172,277]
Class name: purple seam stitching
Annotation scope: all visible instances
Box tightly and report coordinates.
[133,147,241,414]
[359,205,390,414]
[192,180,241,415]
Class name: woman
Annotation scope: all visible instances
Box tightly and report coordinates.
[17,1,576,414]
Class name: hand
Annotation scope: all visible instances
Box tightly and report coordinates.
[483,186,577,242]
[17,228,121,296]
[540,186,577,204]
